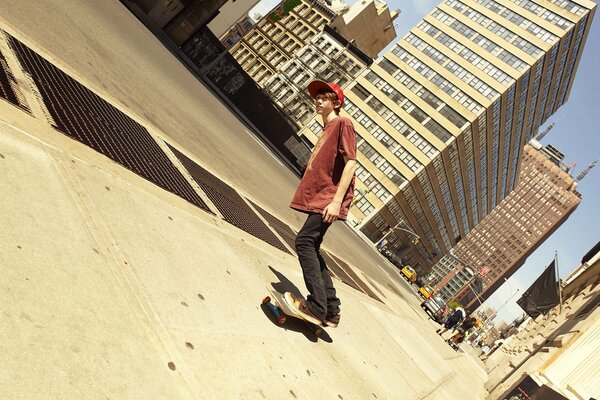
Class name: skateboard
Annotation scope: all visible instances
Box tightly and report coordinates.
[262,288,323,335]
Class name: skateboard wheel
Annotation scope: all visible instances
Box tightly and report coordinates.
[277,315,286,325]
[262,296,271,305]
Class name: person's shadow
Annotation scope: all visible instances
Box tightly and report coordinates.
[261,266,333,343]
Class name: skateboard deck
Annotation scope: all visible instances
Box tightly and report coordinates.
[262,288,323,335]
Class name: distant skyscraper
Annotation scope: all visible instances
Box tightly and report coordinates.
[450,142,581,311]
[296,0,595,273]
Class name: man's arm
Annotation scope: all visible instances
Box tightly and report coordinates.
[322,156,357,223]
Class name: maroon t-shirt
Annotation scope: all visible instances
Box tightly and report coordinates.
[290,116,357,220]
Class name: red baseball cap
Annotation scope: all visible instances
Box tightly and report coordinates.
[307,80,344,106]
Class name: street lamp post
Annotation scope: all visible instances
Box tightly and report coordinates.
[374,220,421,247]
[488,281,520,323]
[478,286,520,347]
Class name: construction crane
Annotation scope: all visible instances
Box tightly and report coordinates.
[576,160,598,181]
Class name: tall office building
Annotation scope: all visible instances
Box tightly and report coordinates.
[296,0,595,273]
[447,142,582,310]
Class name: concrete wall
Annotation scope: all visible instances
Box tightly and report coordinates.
[207,0,259,38]
[330,0,398,58]
[485,257,600,399]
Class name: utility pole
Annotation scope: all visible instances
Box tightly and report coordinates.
[374,220,421,247]
[556,251,563,314]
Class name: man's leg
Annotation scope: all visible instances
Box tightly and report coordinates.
[295,213,331,320]
[315,237,340,318]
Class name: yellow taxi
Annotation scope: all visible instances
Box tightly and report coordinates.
[418,285,435,300]
[400,265,417,283]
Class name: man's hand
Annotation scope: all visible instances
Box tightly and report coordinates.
[322,201,341,223]
[322,157,356,223]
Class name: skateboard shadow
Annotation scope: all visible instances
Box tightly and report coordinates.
[265,266,333,343]
[268,265,303,297]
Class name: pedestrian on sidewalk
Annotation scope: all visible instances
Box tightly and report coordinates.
[447,316,477,345]
[437,306,465,336]
[286,80,357,328]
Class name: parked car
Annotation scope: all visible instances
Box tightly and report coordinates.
[421,295,448,323]
[418,285,435,300]
[415,277,425,288]
[400,265,417,283]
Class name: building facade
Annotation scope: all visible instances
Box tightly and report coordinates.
[229,0,338,87]
[208,0,261,38]
[263,25,373,129]
[296,0,595,273]
[228,0,398,87]
[450,142,581,310]
[485,242,600,400]
[328,0,400,58]
[429,252,479,301]
[220,14,257,49]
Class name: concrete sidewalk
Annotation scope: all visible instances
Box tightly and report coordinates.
[0,119,487,399]
[0,2,488,398]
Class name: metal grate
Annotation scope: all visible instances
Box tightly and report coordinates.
[168,144,290,254]
[386,283,402,298]
[8,36,210,213]
[329,253,383,303]
[322,251,365,294]
[363,274,387,300]
[0,44,29,112]
[248,200,297,251]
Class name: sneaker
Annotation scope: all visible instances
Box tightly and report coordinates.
[284,292,322,326]
[323,314,340,328]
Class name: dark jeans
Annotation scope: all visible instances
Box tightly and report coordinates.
[295,213,341,320]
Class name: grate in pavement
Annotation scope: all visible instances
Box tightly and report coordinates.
[363,274,387,300]
[168,145,290,254]
[0,43,29,112]
[8,36,210,213]
[329,253,383,303]
[387,283,402,298]
[248,200,297,251]
[322,251,364,293]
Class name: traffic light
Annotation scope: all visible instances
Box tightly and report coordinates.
[411,238,420,245]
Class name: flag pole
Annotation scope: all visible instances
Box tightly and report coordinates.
[556,251,563,314]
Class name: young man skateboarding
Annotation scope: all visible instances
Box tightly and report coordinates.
[287,80,357,328]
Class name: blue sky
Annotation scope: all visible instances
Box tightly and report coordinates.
[250,0,600,323]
